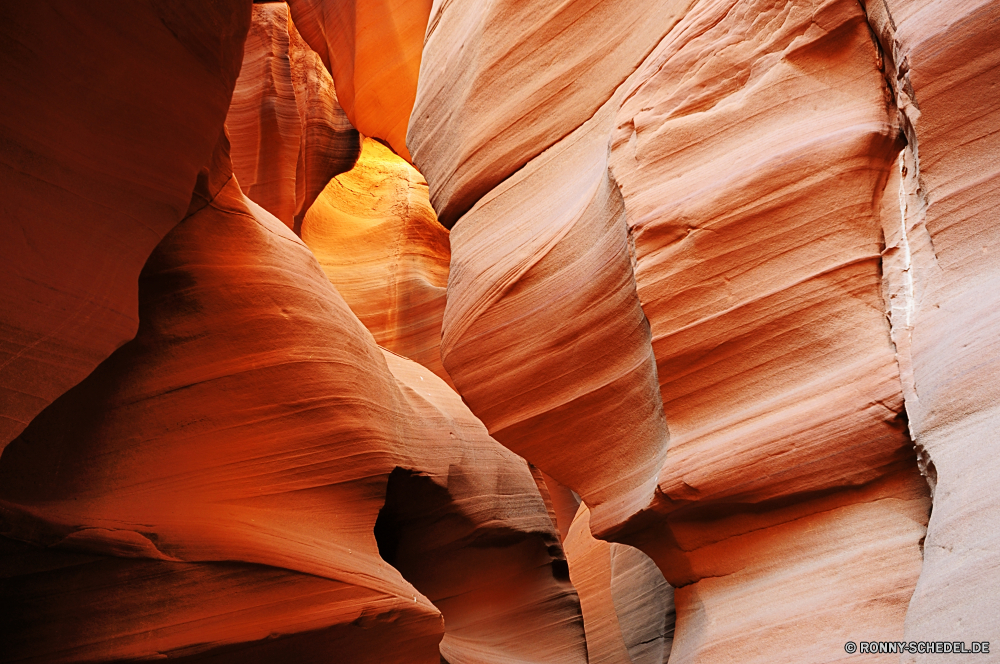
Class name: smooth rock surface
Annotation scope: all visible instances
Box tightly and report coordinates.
[408,0,695,226]
[301,138,452,385]
[565,505,674,664]
[440,97,668,536]
[0,0,251,451]
[0,145,586,661]
[227,2,359,230]
[286,0,431,160]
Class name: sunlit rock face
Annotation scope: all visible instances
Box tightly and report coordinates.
[407,0,695,227]
[863,1,1000,657]
[227,2,360,231]
[286,0,430,161]
[0,0,251,451]
[3,0,998,660]
[301,138,452,386]
[0,138,587,662]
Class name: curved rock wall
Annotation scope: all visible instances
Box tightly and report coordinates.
[227,2,360,231]
[0,0,251,450]
[301,137,452,385]
[863,0,1000,658]
[2,0,997,660]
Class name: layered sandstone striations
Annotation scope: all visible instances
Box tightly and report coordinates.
[286,0,430,160]
[301,138,452,385]
[0,0,251,450]
[863,0,1000,656]
[564,506,674,664]
[226,2,359,230]
[413,0,934,661]
[0,141,586,661]
[408,0,695,226]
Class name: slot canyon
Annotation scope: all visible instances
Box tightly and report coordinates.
[1,0,998,662]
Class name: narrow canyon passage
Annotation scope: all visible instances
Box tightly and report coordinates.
[2,0,997,662]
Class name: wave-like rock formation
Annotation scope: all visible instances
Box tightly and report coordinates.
[0,137,586,661]
[2,0,998,661]
[565,505,674,664]
[407,0,694,227]
[286,0,430,160]
[301,137,452,385]
[0,0,251,450]
[863,1,1000,658]
[227,2,359,231]
[412,0,948,660]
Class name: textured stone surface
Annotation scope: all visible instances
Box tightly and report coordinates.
[656,470,928,664]
[864,0,1000,656]
[301,138,451,385]
[286,0,430,160]
[227,2,359,230]
[0,536,441,664]
[408,0,694,226]
[4,0,997,659]
[425,1,934,660]
[440,97,669,536]
[0,0,251,451]
[565,506,674,664]
[0,146,585,660]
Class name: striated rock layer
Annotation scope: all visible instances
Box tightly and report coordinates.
[564,505,674,664]
[0,0,251,451]
[414,0,934,660]
[0,140,586,662]
[301,138,452,385]
[227,2,359,231]
[864,0,1000,656]
[286,0,431,161]
[408,0,695,226]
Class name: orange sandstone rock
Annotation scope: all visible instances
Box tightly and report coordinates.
[864,0,1000,655]
[407,0,695,226]
[423,1,932,660]
[439,98,669,537]
[565,506,674,664]
[286,0,430,161]
[379,352,588,663]
[0,536,441,664]
[0,0,251,451]
[227,3,359,230]
[0,140,585,661]
[301,137,452,385]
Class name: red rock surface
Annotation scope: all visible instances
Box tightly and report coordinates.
[407,0,694,226]
[0,141,586,660]
[439,97,669,536]
[286,0,430,161]
[864,0,1000,656]
[4,0,998,660]
[301,138,452,385]
[227,2,359,230]
[0,0,251,451]
[411,0,936,660]
[564,506,674,664]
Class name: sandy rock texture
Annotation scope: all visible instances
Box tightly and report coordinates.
[564,506,674,664]
[301,138,452,385]
[407,0,695,226]
[286,0,430,160]
[3,0,998,660]
[0,0,251,451]
[227,2,360,231]
[863,0,1000,656]
[412,0,936,660]
[0,140,586,662]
